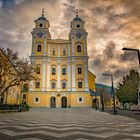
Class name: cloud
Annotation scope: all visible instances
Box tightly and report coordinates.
[0,0,139,86]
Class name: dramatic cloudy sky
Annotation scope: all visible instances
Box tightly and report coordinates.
[0,0,140,86]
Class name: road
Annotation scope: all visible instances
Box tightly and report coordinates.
[0,108,140,140]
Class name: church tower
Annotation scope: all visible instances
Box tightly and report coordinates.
[31,9,51,57]
[69,9,89,91]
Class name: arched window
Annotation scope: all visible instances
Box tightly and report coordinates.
[37,45,41,52]
[63,48,66,55]
[62,66,66,75]
[52,66,56,75]
[52,48,55,55]
[77,45,81,52]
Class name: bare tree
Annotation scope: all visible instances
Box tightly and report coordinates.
[0,48,34,100]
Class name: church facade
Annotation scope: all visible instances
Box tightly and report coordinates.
[26,10,96,108]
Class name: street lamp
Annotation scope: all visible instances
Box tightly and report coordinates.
[122,48,140,67]
[122,47,140,105]
[102,74,117,114]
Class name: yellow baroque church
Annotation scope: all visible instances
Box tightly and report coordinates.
[24,10,96,108]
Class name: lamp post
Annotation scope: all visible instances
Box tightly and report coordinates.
[102,74,117,114]
[122,48,140,105]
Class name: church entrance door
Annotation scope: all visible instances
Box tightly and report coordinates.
[50,97,56,108]
[61,97,67,108]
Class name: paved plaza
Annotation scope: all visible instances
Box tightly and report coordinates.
[0,108,140,140]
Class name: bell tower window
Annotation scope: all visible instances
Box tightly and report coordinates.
[77,45,81,52]
[37,45,41,52]
[77,24,80,28]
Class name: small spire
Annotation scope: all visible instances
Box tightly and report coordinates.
[42,8,44,17]
[76,9,78,17]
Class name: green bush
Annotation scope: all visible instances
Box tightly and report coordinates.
[0,104,20,110]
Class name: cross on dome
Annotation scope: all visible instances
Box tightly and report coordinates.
[42,8,44,17]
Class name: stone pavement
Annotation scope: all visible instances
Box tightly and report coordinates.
[0,108,140,140]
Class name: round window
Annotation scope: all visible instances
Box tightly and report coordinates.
[77,24,80,28]
[39,23,43,27]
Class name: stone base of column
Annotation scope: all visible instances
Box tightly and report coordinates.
[42,88,46,91]
[85,88,89,92]
[72,88,76,91]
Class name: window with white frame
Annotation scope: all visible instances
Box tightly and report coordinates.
[34,97,40,103]
[77,97,84,103]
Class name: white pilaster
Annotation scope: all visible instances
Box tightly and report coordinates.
[68,44,70,56]
[44,37,46,55]
[48,43,50,56]
[58,44,60,57]
[29,81,34,91]
[72,38,75,56]
[42,61,46,91]
[84,37,87,56]
[84,58,89,91]
[68,60,71,91]
[31,36,35,56]
[72,63,76,91]
[57,59,60,91]
[46,61,50,91]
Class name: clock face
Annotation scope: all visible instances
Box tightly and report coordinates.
[38,32,43,38]
[76,32,81,38]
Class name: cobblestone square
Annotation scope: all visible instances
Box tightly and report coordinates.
[0,108,140,140]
